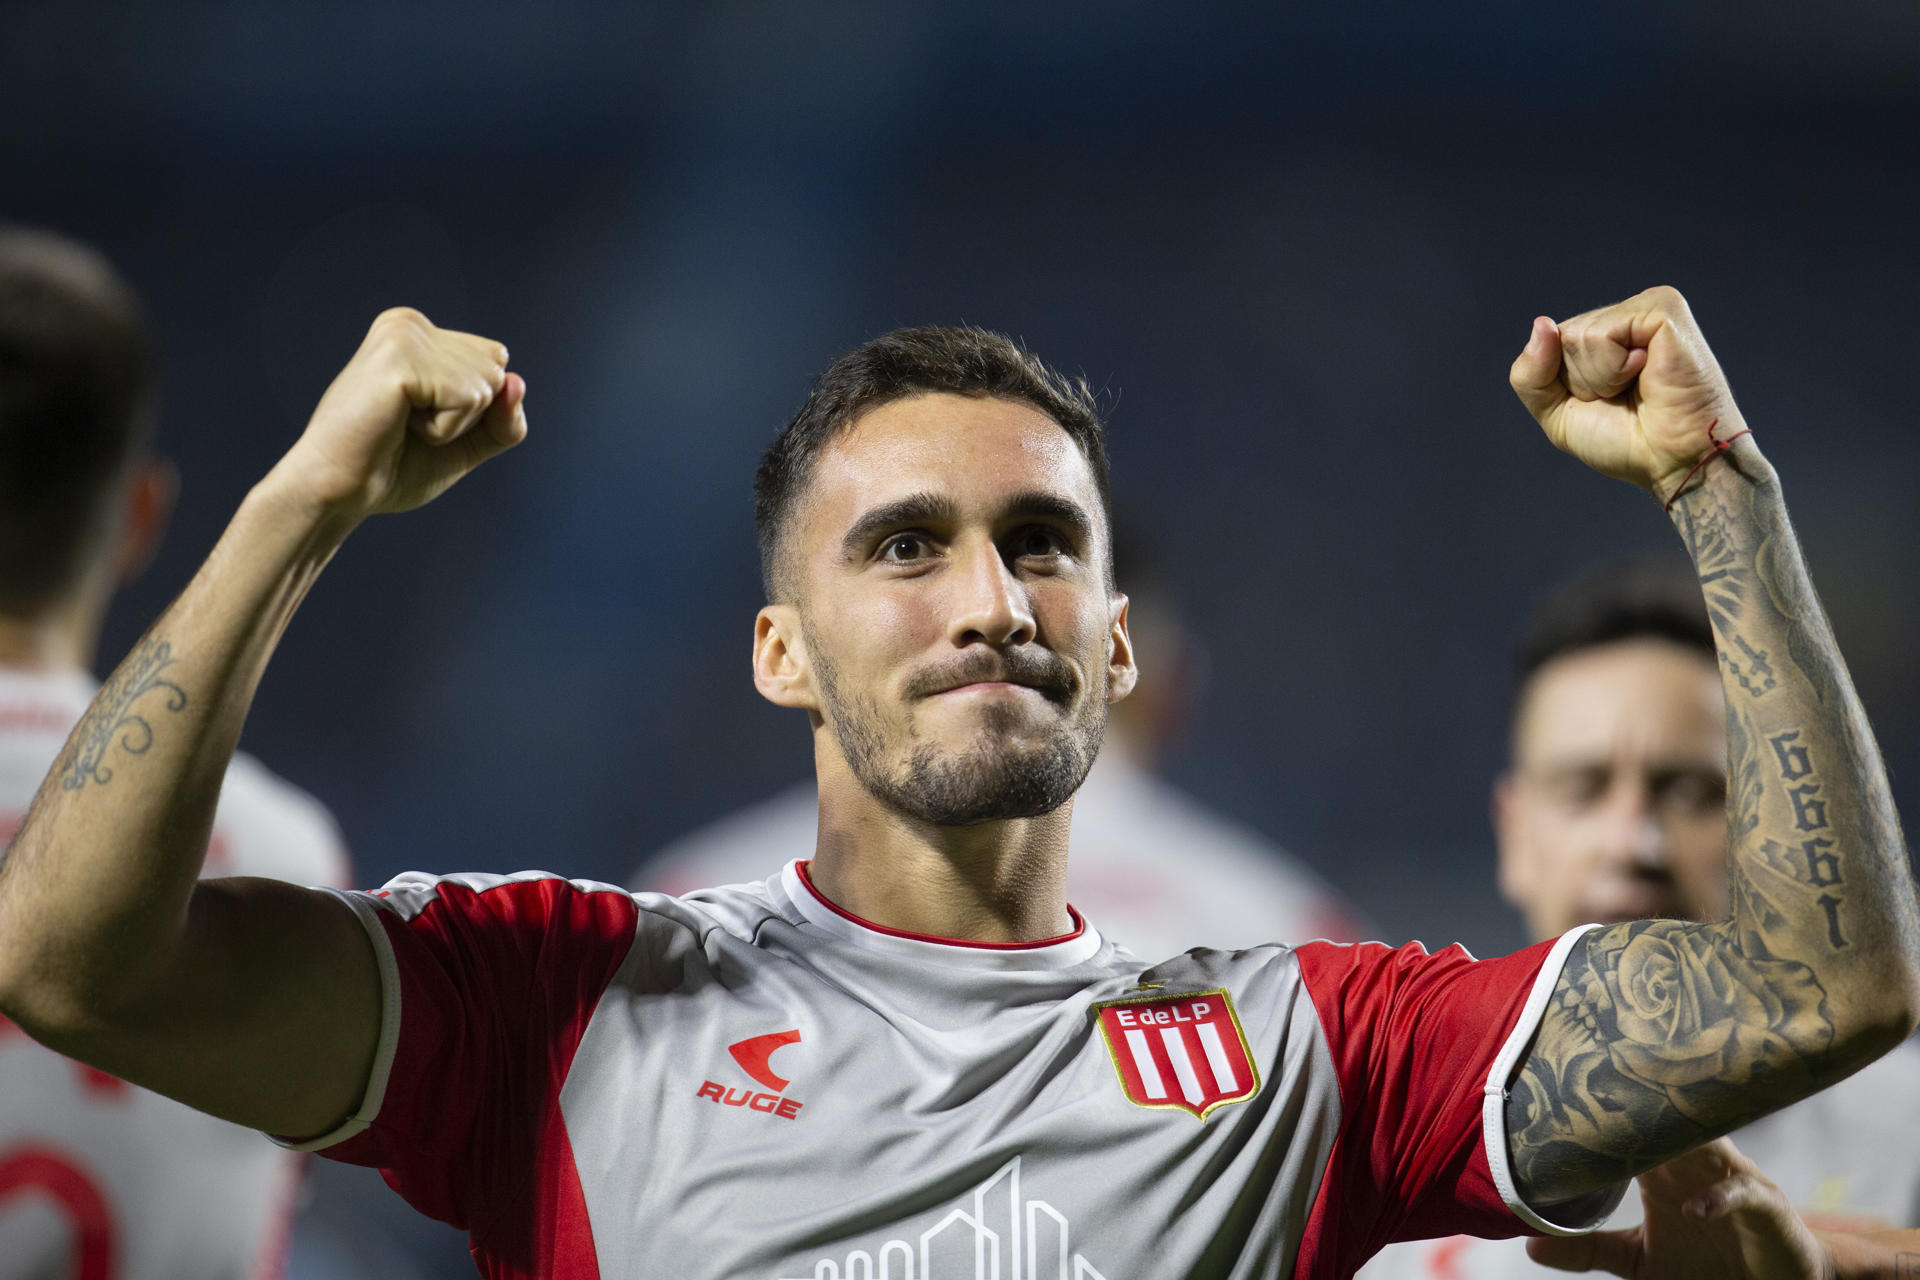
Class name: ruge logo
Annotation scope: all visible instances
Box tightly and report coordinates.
[695,1029,806,1119]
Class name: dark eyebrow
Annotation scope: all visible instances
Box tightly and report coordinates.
[838,490,1096,560]
[1003,490,1094,546]
[840,492,958,559]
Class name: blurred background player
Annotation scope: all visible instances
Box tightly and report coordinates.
[1356,560,1920,1280]
[633,522,1369,956]
[0,226,349,1280]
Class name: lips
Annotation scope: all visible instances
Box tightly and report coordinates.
[909,655,1075,704]
[933,679,1035,696]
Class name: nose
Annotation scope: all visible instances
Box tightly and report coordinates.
[946,536,1036,648]
[1599,779,1669,872]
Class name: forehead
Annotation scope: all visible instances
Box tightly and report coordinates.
[1514,638,1725,767]
[798,392,1101,542]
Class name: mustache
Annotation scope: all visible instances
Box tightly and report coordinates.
[905,648,1080,703]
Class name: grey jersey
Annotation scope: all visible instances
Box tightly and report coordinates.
[289,862,1617,1279]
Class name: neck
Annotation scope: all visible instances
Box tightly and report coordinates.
[0,602,95,673]
[807,755,1077,944]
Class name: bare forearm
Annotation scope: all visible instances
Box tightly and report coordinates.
[0,474,347,1030]
[1673,444,1920,1039]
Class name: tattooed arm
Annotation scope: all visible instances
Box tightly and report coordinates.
[0,309,526,1137]
[1500,287,1920,1208]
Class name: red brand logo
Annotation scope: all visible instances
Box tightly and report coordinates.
[1094,989,1259,1120]
[696,1029,806,1120]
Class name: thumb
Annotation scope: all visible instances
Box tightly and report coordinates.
[1509,315,1569,427]
[1528,1228,1641,1277]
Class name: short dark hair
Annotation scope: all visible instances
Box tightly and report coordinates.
[753,325,1111,601]
[1509,558,1717,737]
[0,227,154,616]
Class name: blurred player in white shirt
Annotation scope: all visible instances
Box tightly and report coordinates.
[1357,562,1920,1280]
[0,228,349,1280]
[635,527,1368,956]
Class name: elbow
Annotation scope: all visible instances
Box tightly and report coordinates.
[0,925,132,1050]
[1827,936,1920,1069]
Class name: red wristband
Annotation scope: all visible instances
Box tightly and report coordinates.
[1663,418,1753,513]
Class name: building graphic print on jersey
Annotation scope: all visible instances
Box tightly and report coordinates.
[781,1155,1112,1280]
[1094,989,1259,1120]
[695,1029,806,1119]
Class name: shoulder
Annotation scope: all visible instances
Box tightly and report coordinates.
[1068,766,1372,946]
[355,868,790,959]
[630,783,818,895]
[211,750,350,887]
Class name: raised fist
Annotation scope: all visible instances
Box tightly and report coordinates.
[1510,286,1753,503]
[274,308,527,523]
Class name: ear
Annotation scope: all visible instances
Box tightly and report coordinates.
[1105,592,1137,703]
[1491,772,1529,907]
[113,457,178,586]
[753,604,818,711]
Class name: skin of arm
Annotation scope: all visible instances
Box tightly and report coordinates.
[1526,1136,1920,1280]
[0,308,527,1138]
[1501,287,1920,1208]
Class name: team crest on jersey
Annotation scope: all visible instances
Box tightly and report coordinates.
[1094,988,1259,1120]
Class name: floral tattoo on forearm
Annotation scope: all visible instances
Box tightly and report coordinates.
[61,638,188,791]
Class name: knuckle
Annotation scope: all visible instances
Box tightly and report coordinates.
[373,305,429,333]
[1645,284,1687,311]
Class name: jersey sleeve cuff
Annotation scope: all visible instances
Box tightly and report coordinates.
[1480,923,1628,1236]
[269,888,404,1154]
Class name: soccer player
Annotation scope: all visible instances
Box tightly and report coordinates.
[0,287,1914,1279]
[0,228,348,1278]
[1355,563,1920,1280]
[635,523,1369,958]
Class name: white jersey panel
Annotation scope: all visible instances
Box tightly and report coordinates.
[0,667,348,1280]
[634,753,1369,960]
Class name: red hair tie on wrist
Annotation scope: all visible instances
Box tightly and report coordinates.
[1663,418,1753,513]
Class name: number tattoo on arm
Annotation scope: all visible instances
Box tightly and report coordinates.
[1505,457,1920,1208]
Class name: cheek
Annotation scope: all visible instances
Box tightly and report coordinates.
[1671,820,1731,889]
[1039,589,1110,655]
[821,588,940,663]
[1521,809,1603,892]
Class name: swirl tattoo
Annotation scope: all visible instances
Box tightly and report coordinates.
[60,638,189,790]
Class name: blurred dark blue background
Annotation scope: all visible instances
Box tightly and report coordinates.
[5,4,1917,1271]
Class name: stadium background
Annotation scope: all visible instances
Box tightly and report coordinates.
[5,4,1917,1275]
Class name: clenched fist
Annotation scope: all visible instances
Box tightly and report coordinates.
[273,308,527,524]
[1510,287,1763,505]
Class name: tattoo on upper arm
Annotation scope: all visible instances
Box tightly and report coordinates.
[60,638,188,791]
[1505,922,1833,1197]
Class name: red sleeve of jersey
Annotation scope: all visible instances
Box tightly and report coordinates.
[306,874,640,1275]
[1291,932,1586,1277]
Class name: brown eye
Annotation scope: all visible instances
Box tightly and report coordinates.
[881,534,929,563]
[1016,527,1066,558]
[1662,771,1727,816]
[1546,768,1609,810]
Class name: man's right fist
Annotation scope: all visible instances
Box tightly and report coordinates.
[274,308,527,523]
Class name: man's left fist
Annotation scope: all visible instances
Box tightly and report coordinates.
[1510,286,1750,503]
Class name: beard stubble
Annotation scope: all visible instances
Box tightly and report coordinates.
[807,628,1105,827]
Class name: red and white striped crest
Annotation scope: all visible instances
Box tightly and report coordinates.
[1094,988,1259,1120]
